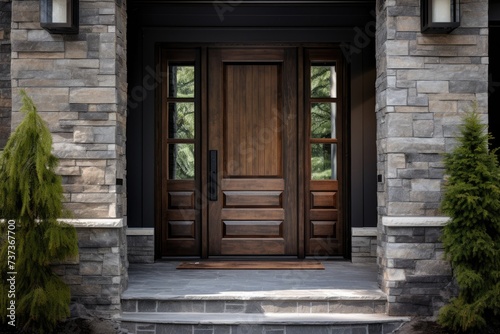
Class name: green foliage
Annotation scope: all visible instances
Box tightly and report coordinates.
[0,90,78,333]
[310,65,337,180]
[438,111,500,333]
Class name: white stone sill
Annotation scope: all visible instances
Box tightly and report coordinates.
[59,218,124,228]
[352,227,377,237]
[382,216,450,227]
[126,228,154,236]
[1,218,124,228]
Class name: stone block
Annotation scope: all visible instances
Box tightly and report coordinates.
[57,166,81,176]
[410,191,441,203]
[417,35,477,46]
[386,40,409,56]
[65,41,88,58]
[387,113,413,137]
[385,243,435,260]
[70,88,116,104]
[102,253,121,275]
[386,88,408,105]
[12,41,65,52]
[449,80,487,94]
[386,138,445,154]
[74,126,94,143]
[398,65,487,81]
[80,253,104,262]
[384,268,406,281]
[389,235,425,243]
[11,1,38,22]
[396,16,419,32]
[410,179,441,192]
[27,29,61,42]
[12,87,69,113]
[407,95,429,107]
[101,284,121,296]
[78,229,120,248]
[71,284,102,296]
[388,56,424,68]
[387,202,425,215]
[394,106,428,113]
[93,126,116,143]
[416,81,448,94]
[56,59,100,69]
[413,120,434,137]
[388,187,410,202]
[425,227,442,243]
[79,262,103,276]
[81,166,106,185]
[415,260,451,276]
[387,302,432,316]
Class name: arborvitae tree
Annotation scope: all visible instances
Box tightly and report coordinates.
[438,111,500,333]
[0,90,78,333]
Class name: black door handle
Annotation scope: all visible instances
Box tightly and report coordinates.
[209,150,218,201]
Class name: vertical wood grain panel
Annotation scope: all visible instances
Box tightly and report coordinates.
[224,64,281,178]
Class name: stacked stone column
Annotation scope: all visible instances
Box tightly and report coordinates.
[375,0,488,315]
[10,0,128,316]
[0,0,10,148]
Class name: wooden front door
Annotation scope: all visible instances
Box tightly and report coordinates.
[207,48,298,256]
[159,46,344,258]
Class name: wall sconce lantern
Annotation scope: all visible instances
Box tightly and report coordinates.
[421,0,459,34]
[40,0,79,34]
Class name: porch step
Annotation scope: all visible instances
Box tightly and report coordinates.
[121,262,401,333]
[120,312,409,333]
[119,293,406,333]
[121,293,388,314]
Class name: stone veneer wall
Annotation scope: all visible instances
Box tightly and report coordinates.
[52,220,126,317]
[379,217,456,316]
[375,0,488,315]
[0,0,10,148]
[10,0,128,313]
[127,228,154,264]
[352,228,377,263]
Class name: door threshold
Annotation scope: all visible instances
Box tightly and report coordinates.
[158,256,348,261]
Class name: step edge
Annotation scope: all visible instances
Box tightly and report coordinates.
[120,295,388,301]
[120,312,411,325]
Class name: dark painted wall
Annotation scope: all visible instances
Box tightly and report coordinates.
[490,1,500,152]
[126,1,377,229]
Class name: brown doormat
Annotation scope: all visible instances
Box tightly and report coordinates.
[176,261,325,270]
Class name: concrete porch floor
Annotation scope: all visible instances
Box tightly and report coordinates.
[122,261,385,301]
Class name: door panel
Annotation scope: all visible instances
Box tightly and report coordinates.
[160,49,201,257]
[208,48,297,256]
[305,49,344,256]
[159,46,345,258]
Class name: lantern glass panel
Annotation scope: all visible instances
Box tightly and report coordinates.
[432,0,452,22]
[52,0,68,23]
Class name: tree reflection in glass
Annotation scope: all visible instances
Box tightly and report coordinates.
[168,65,196,180]
[310,64,337,180]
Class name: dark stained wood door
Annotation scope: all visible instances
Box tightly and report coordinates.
[207,48,298,256]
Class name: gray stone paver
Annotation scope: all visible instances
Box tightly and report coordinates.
[122,261,384,300]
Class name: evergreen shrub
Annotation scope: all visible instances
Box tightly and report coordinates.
[0,90,78,333]
[438,111,500,333]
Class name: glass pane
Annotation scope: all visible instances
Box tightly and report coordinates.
[169,144,195,180]
[432,0,451,22]
[169,65,195,98]
[168,102,195,139]
[311,103,336,139]
[311,143,337,180]
[311,64,337,98]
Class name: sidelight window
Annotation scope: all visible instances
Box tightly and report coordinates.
[166,64,196,180]
[309,63,338,180]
